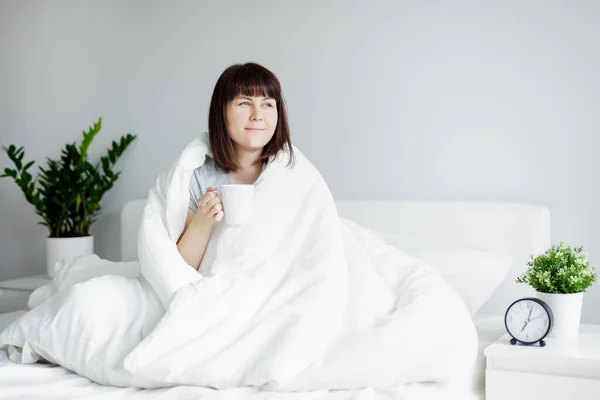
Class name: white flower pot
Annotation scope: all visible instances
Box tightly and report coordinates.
[46,236,94,278]
[536,291,584,339]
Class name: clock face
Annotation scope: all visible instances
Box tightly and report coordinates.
[505,299,551,344]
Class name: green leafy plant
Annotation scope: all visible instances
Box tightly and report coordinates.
[1,117,136,237]
[516,241,598,294]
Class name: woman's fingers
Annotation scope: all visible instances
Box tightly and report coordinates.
[195,187,224,222]
[198,190,224,218]
[201,199,220,216]
[208,202,223,217]
[198,191,218,210]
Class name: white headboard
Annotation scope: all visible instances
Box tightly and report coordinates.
[121,200,551,316]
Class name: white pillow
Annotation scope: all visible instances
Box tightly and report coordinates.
[370,230,513,315]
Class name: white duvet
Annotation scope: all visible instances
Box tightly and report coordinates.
[0,134,478,394]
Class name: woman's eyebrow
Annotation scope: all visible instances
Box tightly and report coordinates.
[236,96,275,101]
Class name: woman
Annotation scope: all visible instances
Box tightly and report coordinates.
[177,62,295,270]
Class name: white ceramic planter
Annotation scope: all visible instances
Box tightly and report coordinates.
[536,291,584,339]
[46,236,94,278]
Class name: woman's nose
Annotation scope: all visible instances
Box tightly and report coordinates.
[250,106,262,121]
[250,110,263,121]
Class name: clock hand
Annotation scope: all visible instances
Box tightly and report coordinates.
[520,320,528,332]
[527,306,533,321]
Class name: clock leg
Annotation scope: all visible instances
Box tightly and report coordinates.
[539,340,546,347]
[510,338,517,345]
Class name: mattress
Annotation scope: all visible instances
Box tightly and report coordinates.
[0,311,504,399]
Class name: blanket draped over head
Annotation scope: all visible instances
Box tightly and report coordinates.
[0,133,478,397]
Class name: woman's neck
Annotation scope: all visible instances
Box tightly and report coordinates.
[235,148,261,170]
[228,147,263,184]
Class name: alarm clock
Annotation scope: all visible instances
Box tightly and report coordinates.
[504,297,553,346]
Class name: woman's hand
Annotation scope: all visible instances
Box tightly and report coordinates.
[192,186,224,226]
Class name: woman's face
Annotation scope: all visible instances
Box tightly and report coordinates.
[225,95,278,154]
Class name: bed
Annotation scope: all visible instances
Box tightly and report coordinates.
[0,200,551,399]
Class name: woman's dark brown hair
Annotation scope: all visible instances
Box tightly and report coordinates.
[208,62,295,172]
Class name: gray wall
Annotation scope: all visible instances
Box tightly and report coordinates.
[1,1,599,322]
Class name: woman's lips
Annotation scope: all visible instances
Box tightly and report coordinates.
[245,128,265,131]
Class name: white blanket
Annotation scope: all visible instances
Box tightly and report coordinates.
[0,134,478,394]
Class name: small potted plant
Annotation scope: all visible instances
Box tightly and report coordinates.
[516,241,597,338]
[1,117,136,277]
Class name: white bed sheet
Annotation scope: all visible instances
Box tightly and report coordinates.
[0,311,504,399]
[470,314,505,397]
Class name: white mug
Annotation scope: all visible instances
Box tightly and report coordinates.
[218,184,255,225]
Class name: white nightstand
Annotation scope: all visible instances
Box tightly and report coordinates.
[0,274,52,314]
[485,325,600,400]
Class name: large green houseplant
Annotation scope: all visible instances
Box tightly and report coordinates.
[1,117,136,276]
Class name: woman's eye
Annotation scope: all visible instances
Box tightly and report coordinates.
[238,101,275,107]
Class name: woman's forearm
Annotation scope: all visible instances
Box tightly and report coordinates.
[176,219,214,270]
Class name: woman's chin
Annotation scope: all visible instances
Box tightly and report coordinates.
[236,143,266,154]
[243,139,270,150]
